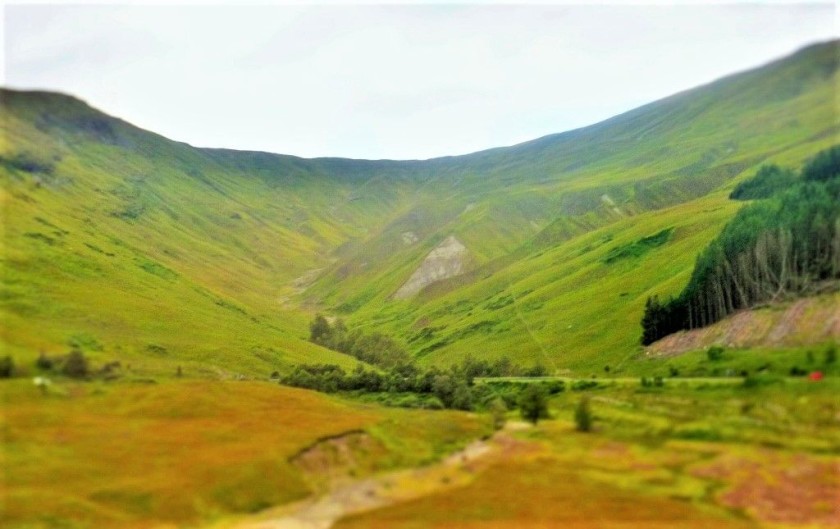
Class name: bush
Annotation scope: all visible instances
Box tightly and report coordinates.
[450,383,474,411]
[518,384,549,424]
[571,380,598,391]
[825,345,837,366]
[574,396,593,432]
[789,366,808,377]
[0,355,14,378]
[432,374,456,408]
[673,426,722,441]
[741,374,782,389]
[522,364,549,377]
[545,380,566,395]
[309,314,331,343]
[488,397,507,431]
[36,351,54,371]
[707,346,724,362]
[62,349,89,379]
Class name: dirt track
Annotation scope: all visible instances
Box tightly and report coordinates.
[231,426,514,529]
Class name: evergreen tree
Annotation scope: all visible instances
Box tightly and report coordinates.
[642,145,840,344]
[518,384,548,425]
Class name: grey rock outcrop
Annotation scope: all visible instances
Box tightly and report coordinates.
[394,235,470,299]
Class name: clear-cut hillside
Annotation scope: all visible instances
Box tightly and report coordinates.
[1,40,838,374]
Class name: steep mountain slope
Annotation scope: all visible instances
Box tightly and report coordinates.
[312,40,840,371]
[304,40,839,312]
[1,41,837,375]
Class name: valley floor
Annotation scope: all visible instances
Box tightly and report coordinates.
[2,374,838,529]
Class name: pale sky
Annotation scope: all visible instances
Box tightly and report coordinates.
[3,2,837,160]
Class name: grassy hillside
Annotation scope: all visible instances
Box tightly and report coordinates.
[327,41,840,371]
[1,41,838,376]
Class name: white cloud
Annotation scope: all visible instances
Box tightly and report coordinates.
[4,3,836,159]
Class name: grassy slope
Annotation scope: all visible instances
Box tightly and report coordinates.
[1,379,488,529]
[1,41,838,376]
[336,42,840,372]
[0,92,425,376]
[307,40,840,309]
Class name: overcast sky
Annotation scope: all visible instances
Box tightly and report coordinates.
[3,2,837,160]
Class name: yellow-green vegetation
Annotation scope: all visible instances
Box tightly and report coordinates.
[335,378,840,529]
[1,379,488,529]
[1,42,838,376]
[2,40,840,529]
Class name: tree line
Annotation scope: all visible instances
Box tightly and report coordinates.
[281,315,560,412]
[642,145,840,344]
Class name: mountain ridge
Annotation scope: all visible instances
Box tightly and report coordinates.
[4,39,836,166]
[2,40,838,376]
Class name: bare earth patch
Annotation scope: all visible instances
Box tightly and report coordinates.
[647,293,840,357]
[692,450,840,525]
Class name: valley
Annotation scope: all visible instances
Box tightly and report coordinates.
[1,38,839,529]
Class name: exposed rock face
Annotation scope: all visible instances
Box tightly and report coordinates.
[394,235,470,299]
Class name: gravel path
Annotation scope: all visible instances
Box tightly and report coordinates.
[232,434,502,529]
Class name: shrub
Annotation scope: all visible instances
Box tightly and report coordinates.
[425,397,445,410]
[571,380,598,391]
[450,383,474,411]
[825,344,837,365]
[742,374,782,389]
[432,374,456,408]
[707,346,724,362]
[62,349,89,379]
[518,384,549,424]
[309,314,331,343]
[36,351,54,371]
[545,380,566,395]
[574,396,593,432]
[0,355,14,378]
[523,364,549,377]
[674,426,722,441]
[488,397,507,431]
[789,366,808,377]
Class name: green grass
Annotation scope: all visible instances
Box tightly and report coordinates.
[1,41,838,379]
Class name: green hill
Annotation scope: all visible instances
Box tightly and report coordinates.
[2,40,838,377]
